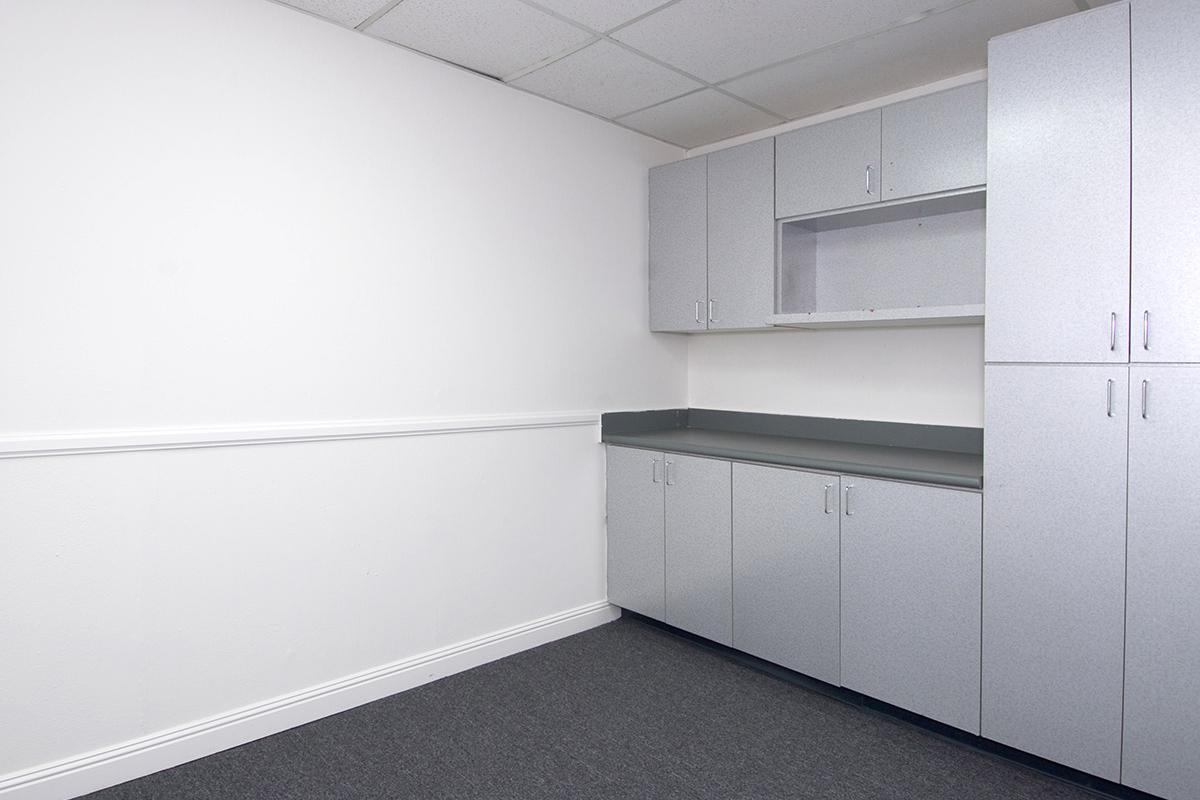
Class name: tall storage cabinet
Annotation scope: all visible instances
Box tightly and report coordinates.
[982,365,1129,780]
[982,2,1132,783]
[1122,366,1200,799]
[984,4,1130,364]
[1130,0,1200,363]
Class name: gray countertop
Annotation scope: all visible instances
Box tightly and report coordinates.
[603,427,983,490]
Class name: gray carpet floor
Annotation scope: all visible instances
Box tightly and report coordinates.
[83,617,1103,800]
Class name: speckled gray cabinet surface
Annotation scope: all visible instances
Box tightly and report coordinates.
[840,476,981,734]
[775,110,881,218]
[882,82,986,201]
[707,138,775,330]
[649,156,706,332]
[982,364,1127,781]
[732,463,840,684]
[1122,365,1200,800]
[985,4,1130,363]
[606,445,665,621]
[1131,0,1200,363]
[665,453,732,646]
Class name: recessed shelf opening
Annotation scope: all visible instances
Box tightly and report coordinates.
[771,189,986,328]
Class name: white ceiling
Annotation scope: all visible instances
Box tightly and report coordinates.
[274,0,1107,149]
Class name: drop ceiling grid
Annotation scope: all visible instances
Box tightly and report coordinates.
[270,0,1106,149]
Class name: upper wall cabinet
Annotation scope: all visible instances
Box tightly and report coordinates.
[1131,0,1200,363]
[649,156,707,332]
[774,82,986,220]
[775,110,881,218]
[882,82,987,200]
[985,4,1131,364]
[649,139,774,332]
[707,139,776,330]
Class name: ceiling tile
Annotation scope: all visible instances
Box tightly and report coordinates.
[275,0,385,27]
[513,41,701,119]
[617,89,780,148]
[722,0,1080,120]
[612,0,947,83]
[528,0,670,33]
[365,0,593,80]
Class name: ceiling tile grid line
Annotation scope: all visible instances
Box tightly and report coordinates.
[270,0,1108,148]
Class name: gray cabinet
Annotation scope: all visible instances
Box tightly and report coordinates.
[664,453,732,645]
[982,364,1128,781]
[776,110,881,218]
[840,477,981,734]
[1122,366,1200,800]
[707,139,775,330]
[1131,0,1200,363]
[732,464,840,684]
[649,156,706,332]
[606,446,665,621]
[984,4,1131,364]
[649,143,774,332]
[882,82,986,201]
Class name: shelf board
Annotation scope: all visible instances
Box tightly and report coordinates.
[768,304,984,329]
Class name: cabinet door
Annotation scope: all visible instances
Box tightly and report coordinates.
[732,464,839,684]
[882,81,986,200]
[665,453,732,645]
[840,477,981,734]
[707,138,775,331]
[985,5,1130,363]
[982,364,1128,781]
[649,156,707,332]
[1123,366,1200,799]
[775,110,881,218]
[606,446,665,620]
[1131,0,1200,363]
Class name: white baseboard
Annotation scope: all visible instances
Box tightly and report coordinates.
[0,601,620,800]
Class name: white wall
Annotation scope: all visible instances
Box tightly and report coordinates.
[0,0,684,794]
[688,327,984,428]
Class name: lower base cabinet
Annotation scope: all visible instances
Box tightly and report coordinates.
[732,463,840,685]
[840,477,982,734]
[606,446,666,621]
[608,445,984,736]
[664,453,733,646]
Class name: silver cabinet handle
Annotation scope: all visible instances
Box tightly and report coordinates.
[708,299,716,323]
[1107,379,1115,417]
[823,483,833,515]
[694,301,701,324]
[651,458,661,484]
[1143,310,1150,351]
[664,460,674,486]
[844,485,854,516]
[865,164,873,196]
[1141,380,1149,419]
[1110,312,1118,352]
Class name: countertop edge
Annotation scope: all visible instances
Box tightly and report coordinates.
[602,434,983,491]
